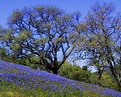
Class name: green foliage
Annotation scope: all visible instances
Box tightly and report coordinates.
[0,48,6,60]
[0,81,109,97]
[90,71,118,91]
[59,62,119,91]
[59,62,91,83]
[0,2,121,92]
[3,5,81,74]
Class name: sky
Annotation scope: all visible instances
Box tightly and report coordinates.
[0,0,121,27]
[0,0,120,72]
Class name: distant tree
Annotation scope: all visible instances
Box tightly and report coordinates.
[5,6,81,74]
[86,46,108,81]
[84,3,121,90]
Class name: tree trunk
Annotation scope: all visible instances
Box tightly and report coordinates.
[98,70,102,86]
[52,62,59,75]
[98,72,102,80]
[107,60,121,91]
[98,69,102,80]
[105,40,121,91]
[52,68,58,74]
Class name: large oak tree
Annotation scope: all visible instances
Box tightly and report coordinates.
[5,6,81,74]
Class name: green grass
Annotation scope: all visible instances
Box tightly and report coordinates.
[0,81,111,97]
[0,61,118,97]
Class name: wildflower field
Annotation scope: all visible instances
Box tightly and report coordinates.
[0,61,121,97]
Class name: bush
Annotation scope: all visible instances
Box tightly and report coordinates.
[59,62,91,83]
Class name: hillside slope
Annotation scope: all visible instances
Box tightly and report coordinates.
[0,61,121,97]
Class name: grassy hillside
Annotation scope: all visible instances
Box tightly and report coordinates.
[0,61,121,97]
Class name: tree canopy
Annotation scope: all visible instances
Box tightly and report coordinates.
[0,2,121,91]
[3,6,81,74]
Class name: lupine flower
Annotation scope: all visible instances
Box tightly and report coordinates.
[0,60,121,97]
